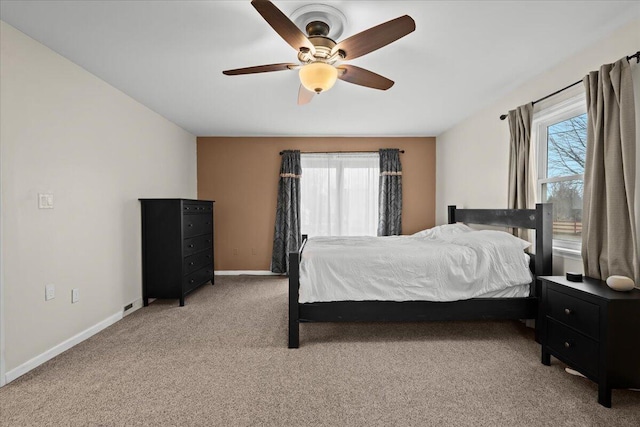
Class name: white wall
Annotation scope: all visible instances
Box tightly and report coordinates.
[436,18,640,275]
[0,21,197,379]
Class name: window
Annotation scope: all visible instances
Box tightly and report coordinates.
[300,153,379,236]
[533,93,587,252]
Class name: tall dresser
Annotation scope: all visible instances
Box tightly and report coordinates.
[140,199,214,306]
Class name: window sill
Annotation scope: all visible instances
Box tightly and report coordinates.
[553,246,582,260]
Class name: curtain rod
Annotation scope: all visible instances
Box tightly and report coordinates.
[499,50,640,120]
[279,150,405,155]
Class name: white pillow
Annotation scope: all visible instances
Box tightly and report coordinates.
[412,223,473,239]
[451,229,531,250]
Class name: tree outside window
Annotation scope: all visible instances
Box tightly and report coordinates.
[545,113,586,241]
[535,94,587,250]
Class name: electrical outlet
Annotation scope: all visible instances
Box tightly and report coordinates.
[38,193,54,209]
[71,288,79,303]
[45,284,55,301]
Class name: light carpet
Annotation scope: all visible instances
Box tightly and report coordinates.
[1,276,639,426]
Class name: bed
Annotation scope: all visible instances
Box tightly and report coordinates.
[288,204,552,348]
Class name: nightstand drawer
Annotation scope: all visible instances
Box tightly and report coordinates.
[547,318,599,377]
[546,288,599,339]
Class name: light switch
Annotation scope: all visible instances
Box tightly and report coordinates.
[38,193,54,209]
[45,284,55,301]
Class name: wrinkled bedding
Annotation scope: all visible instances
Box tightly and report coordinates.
[299,224,533,303]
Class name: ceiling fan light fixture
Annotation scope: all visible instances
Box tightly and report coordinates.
[299,62,338,94]
[223,1,416,104]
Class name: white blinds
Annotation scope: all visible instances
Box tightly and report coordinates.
[301,153,379,236]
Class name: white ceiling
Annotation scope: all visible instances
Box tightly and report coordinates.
[1,1,638,137]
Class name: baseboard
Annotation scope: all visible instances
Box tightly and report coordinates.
[215,270,282,276]
[4,311,122,385]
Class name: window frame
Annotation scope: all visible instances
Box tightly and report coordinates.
[532,91,587,253]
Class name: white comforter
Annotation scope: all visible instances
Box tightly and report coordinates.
[298,224,533,303]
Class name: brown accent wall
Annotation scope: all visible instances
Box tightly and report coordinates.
[197,137,436,271]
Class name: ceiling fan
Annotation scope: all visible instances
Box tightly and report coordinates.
[223,0,416,105]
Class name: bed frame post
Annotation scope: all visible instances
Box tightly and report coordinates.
[288,245,301,349]
[534,203,553,344]
[535,203,553,278]
[447,205,457,224]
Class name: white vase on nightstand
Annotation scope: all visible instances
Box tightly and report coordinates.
[605,275,635,291]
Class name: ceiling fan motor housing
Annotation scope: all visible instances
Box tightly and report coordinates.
[298,34,340,63]
[306,21,330,37]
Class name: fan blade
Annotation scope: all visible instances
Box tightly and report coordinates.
[298,85,315,105]
[251,0,316,54]
[332,15,415,60]
[337,65,394,90]
[223,63,298,75]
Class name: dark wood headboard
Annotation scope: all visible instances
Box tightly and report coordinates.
[447,204,553,278]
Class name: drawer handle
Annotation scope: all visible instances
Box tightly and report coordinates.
[206,240,211,243]
[189,262,195,266]
[188,244,194,248]
[188,224,193,227]
[564,342,571,348]
[564,308,572,315]
[190,279,195,283]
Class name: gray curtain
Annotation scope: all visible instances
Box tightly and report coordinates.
[582,58,639,284]
[507,103,534,240]
[271,150,302,274]
[378,148,402,236]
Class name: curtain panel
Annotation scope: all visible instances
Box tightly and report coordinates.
[377,148,402,236]
[271,150,302,274]
[582,58,639,284]
[507,103,534,241]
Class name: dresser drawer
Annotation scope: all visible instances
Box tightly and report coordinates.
[183,214,213,238]
[546,288,599,339]
[183,250,213,275]
[183,266,213,293]
[183,234,213,257]
[547,318,599,378]
[183,202,213,214]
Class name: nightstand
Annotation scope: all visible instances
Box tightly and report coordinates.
[539,276,640,407]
